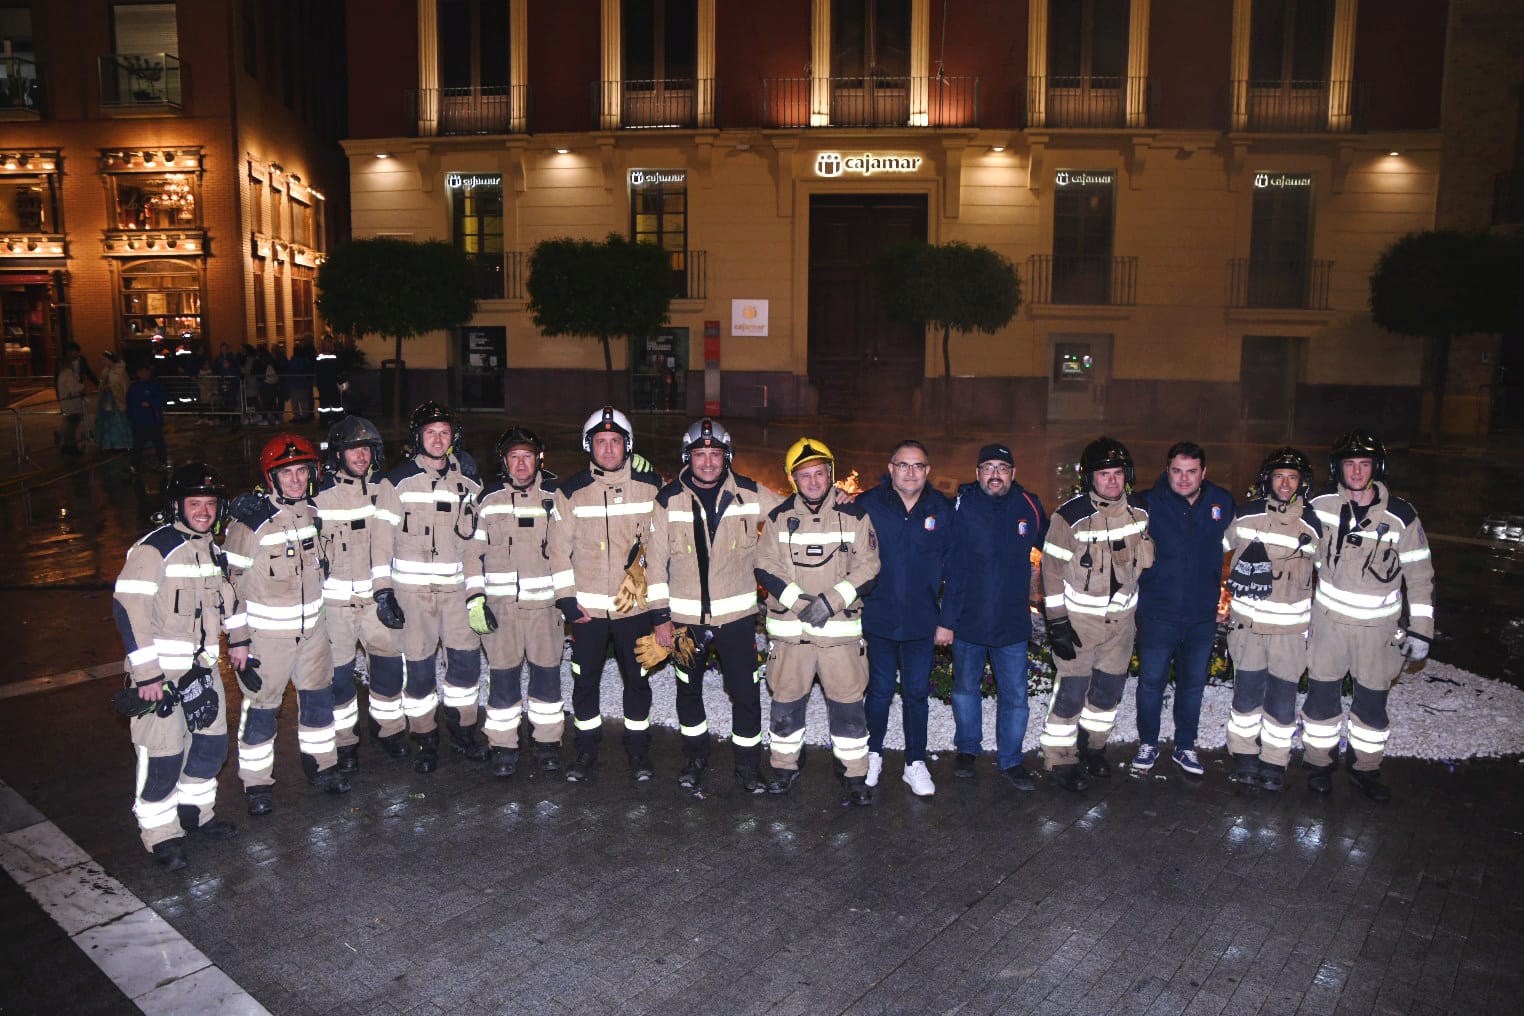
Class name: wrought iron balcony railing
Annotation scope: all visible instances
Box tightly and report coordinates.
[1026,75,1153,129]
[1227,79,1363,133]
[0,57,42,118]
[761,75,980,128]
[674,249,706,300]
[593,78,714,129]
[1493,171,1524,227]
[1027,254,1137,306]
[409,85,530,136]
[99,53,182,112]
[1229,258,1333,310]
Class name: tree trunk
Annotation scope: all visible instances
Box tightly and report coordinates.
[1426,334,1452,443]
[941,323,953,433]
[392,333,405,426]
[601,333,614,403]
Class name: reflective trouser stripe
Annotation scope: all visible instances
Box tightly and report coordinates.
[333,698,360,731]
[132,747,179,829]
[239,742,275,772]
[527,700,564,723]
[1227,710,1262,739]
[1078,704,1118,733]
[1300,718,1342,749]
[1039,721,1078,749]
[176,778,216,809]
[624,716,650,731]
[442,684,478,709]
[484,704,523,732]
[369,697,404,721]
[298,726,336,756]
[403,692,439,717]
[832,734,869,761]
[732,731,763,748]
[770,728,804,755]
[680,719,709,737]
[1347,724,1390,754]
[574,714,602,731]
[1260,718,1296,749]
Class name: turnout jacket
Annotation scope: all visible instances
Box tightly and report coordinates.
[1041,491,1154,627]
[1309,482,1434,638]
[937,480,1044,646]
[1224,496,1322,634]
[223,494,327,637]
[645,467,781,627]
[114,520,246,686]
[755,487,881,646]
[549,459,663,619]
[314,470,382,606]
[371,453,481,595]
[468,470,561,610]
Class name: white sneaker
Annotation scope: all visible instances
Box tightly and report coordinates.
[865,751,883,787]
[902,760,936,797]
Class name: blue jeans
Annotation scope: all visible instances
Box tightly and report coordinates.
[952,639,1030,770]
[865,636,933,763]
[1135,618,1216,750]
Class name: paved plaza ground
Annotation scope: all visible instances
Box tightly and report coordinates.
[0,410,1521,1015]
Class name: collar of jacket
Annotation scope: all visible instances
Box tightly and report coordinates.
[1337,479,1387,510]
[1148,472,1222,510]
[414,452,457,479]
[875,477,941,516]
[172,519,211,541]
[1088,490,1129,514]
[959,479,1024,510]
[590,460,632,485]
[679,465,730,497]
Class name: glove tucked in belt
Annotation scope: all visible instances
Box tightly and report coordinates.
[634,626,700,671]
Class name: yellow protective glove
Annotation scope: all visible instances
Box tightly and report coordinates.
[672,626,699,670]
[613,558,648,614]
[633,631,673,670]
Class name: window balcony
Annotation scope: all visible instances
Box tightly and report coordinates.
[1227,79,1363,133]
[761,75,980,129]
[0,58,43,120]
[674,249,706,301]
[1027,254,1137,306]
[1229,258,1333,310]
[99,53,182,115]
[593,79,714,129]
[1493,171,1524,227]
[408,85,530,136]
[1026,76,1153,129]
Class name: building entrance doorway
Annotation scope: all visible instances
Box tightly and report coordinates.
[1240,334,1304,441]
[807,194,926,413]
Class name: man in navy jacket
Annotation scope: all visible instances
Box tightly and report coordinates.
[935,443,1047,789]
[1133,441,1235,776]
[860,440,953,797]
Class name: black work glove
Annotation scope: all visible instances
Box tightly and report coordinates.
[1399,631,1430,662]
[557,596,589,623]
[113,677,179,719]
[177,668,220,733]
[1225,540,1273,601]
[1048,617,1082,661]
[240,657,263,693]
[375,588,406,630]
[797,594,834,628]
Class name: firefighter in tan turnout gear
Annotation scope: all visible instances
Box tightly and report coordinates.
[550,406,664,784]
[314,415,407,769]
[1223,447,1322,792]
[754,438,881,805]
[224,434,350,816]
[113,463,247,871]
[466,426,567,778]
[643,418,782,793]
[1040,437,1154,792]
[1303,431,1434,802]
[371,401,485,774]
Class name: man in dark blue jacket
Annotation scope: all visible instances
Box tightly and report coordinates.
[860,440,953,797]
[1133,441,1235,776]
[935,443,1046,790]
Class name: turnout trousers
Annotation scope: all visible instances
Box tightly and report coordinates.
[569,614,654,757]
[674,615,764,768]
[326,599,402,746]
[1226,626,1305,768]
[479,603,566,749]
[1041,619,1135,770]
[1302,607,1403,772]
[395,585,481,735]
[131,681,228,852]
[765,639,870,778]
[237,630,336,787]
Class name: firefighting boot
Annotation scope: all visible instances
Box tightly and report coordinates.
[534,743,562,772]
[628,754,656,782]
[841,775,873,807]
[370,718,410,759]
[489,747,519,779]
[245,786,274,817]
[764,767,802,796]
[1305,762,1335,794]
[336,745,361,774]
[152,838,189,872]
[178,805,238,841]
[565,752,598,783]
[1227,753,1262,787]
[446,720,489,762]
[1079,750,1112,779]
[734,766,767,795]
[1257,761,1286,792]
[1347,767,1392,803]
[413,732,441,774]
[302,756,352,796]
[1053,764,1091,793]
[677,757,706,789]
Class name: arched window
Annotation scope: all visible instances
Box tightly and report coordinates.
[118,257,203,342]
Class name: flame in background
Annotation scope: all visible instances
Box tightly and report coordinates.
[835,470,862,494]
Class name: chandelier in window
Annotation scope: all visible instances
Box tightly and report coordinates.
[152,175,196,221]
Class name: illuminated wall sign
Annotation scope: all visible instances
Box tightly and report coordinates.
[629,169,687,186]
[1254,172,1313,189]
[814,152,924,178]
[1055,170,1114,188]
[446,173,502,189]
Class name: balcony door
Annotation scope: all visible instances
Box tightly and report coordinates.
[1045,0,1129,127]
[438,0,510,133]
[622,0,697,126]
[1248,177,1312,307]
[1240,335,1304,441]
[831,0,910,126]
[1247,0,1332,129]
[1052,171,1115,305]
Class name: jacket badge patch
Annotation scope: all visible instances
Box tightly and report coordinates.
[1211,505,1223,521]
[1018,520,1029,536]
[924,516,936,531]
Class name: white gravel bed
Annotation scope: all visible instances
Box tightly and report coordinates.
[353,652,1524,762]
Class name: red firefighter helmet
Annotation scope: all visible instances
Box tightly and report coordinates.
[260,433,322,498]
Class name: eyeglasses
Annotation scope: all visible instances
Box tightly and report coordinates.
[977,463,1013,476]
[889,461,929,472]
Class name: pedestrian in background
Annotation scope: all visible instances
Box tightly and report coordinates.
[95,350,132,451]
[55,342,95,455]
[126,363,168,474]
